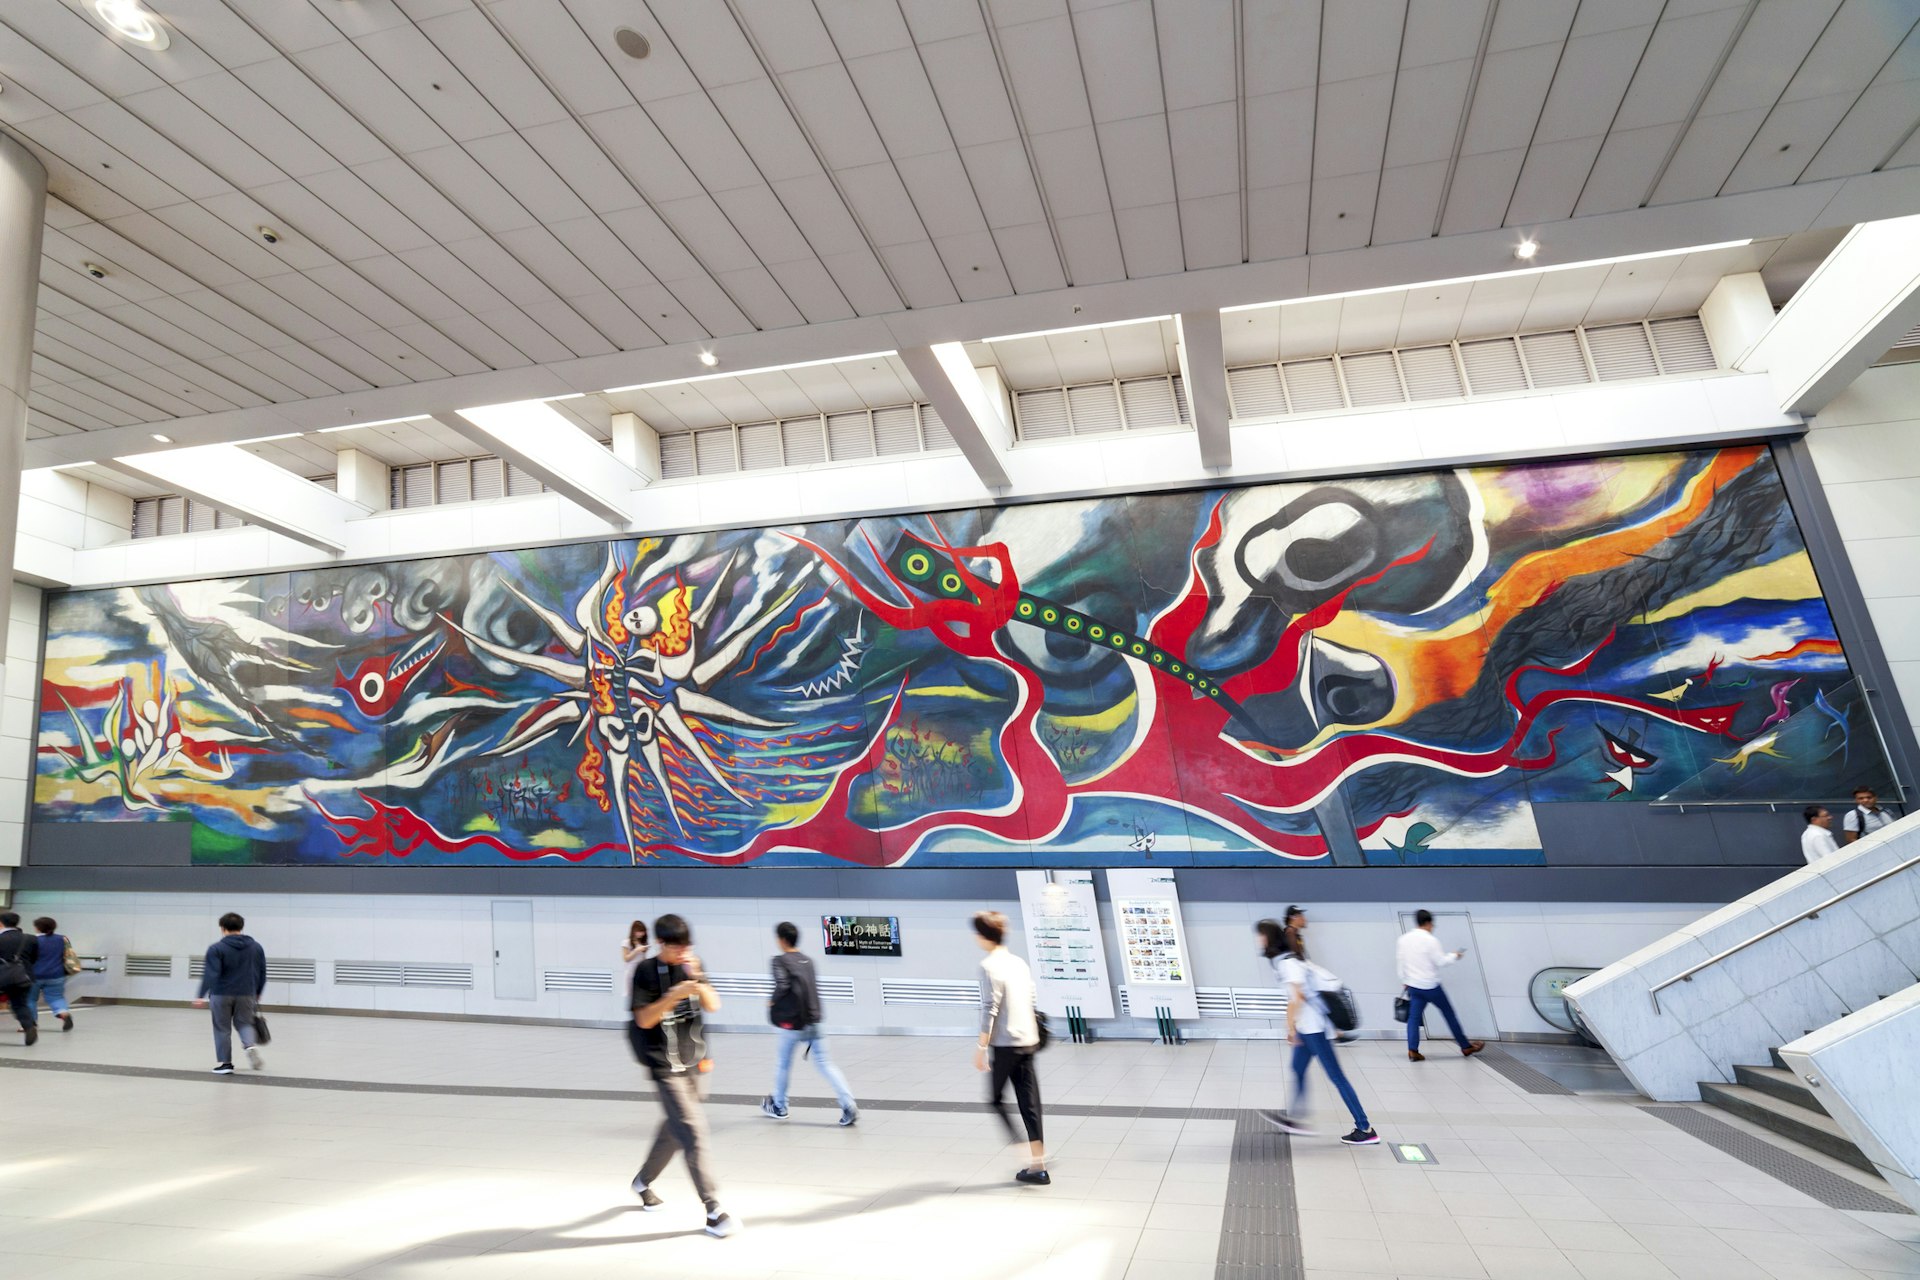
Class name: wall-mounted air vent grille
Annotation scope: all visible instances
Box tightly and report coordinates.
[1011,374,1190,442]
[707,973,775,1000]
[1118,985,1287,1019]
[543,969,615,993]
[880,979,981,1008]
[1226,316,1719,422]
[187,957,316,984]
[819,976,856,1004]
[1196,987,1236,1018]
[124,954,172,978]
[333,961,473,989]
[657,402,951,480]
[389,455,545,510]
[130,497,247,540]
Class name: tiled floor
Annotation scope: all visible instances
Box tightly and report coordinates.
[2,1006,1915,1279]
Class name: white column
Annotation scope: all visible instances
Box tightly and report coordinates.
[611,412,661,483]
[0,134,48,659]
[898,344,1012,490]
[1175,310,1231,469]
[335,447,390,511]
[1698,272,1774,369]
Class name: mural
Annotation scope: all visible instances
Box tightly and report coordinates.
[32,445,1885,868]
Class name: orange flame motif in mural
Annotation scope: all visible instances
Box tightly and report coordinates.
[576,734,609,812]
[641,582,695,657]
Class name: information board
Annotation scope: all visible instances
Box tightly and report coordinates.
[821,915,901,957]
[1015,869,1115,1018]
[1106,868,1199,1020]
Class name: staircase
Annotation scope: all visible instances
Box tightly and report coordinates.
[1699,1049,1875,1175]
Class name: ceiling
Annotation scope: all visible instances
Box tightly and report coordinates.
[6,0,1918,473]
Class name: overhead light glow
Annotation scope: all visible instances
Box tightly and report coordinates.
[150,433,172,443]
[94,0,170,49]
[1515,238,1540,260]
[316,415,430,434]
[697,350,719,368]
[981,315,1173,345]
[1220,239,1754,314]
[605,350,898,394]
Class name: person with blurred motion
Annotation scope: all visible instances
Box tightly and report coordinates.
[1802,805,1840,864]
[974,910,1049,1184]
[192,912,267,1073]
[629,913,739,1238]
[1257,915,1378,1145]
[1397,909,1485,1062]
[30,917,78,1032]
[761,920,858,1126]
[0,912,38,1046]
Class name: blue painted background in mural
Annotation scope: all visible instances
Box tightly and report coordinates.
[32,446,1885,867]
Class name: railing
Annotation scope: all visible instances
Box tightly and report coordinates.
[1649,853,1920,1011]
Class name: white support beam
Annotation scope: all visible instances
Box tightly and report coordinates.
[102,445,367,553]
[898,343,1011,490]
[611,412,662,483]
[1175,310,1230,468]
[334,447,389,511]
[438,402,648,528]
[1739,215,1920,415]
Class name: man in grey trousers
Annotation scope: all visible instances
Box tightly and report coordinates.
[191,911,266,1073]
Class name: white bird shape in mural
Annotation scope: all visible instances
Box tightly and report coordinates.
[1648,677,1692,704]
[1713,731,1786,774]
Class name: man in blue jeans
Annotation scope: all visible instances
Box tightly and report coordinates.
[1397,909,1485,1062]
[760,921,858,1127]
[191,911,267,1074]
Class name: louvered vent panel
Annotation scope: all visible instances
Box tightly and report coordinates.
[1650,316,1716,372]
[471,456,505,500]
[1227,364,1287,417]
[158,496,186,535]
[132,499,159,539]
[401,963,472,989]
[189,957,203,979]
[1399,345,1463,400]
[872,405,921,455]
[124,954,172,978]
[1014,387,1072,440]
[737,422,782,471]
[819,976,856,1004]
[1460,337,1528,394]
[780,417,826,465]
[214,510,245,530]
[920,405,954,450]
[1232,987,1288,1018]
[401,463,433,507]
[827,411,874,460]
[544,969,614,993]
[1585,323,1659,380]
[1340,352,1405,406]
[694,428,737,475]
[658,434,696,480]
[505,464,544,496]
[1067,382,1123,434]
[268,959,318,984]
[1120,374,1181,427]
[1282,358,1344,412]
[334,961,405,986]
[185,501,217,533]
[880,979,981,1007]
[1196,986,1236,1018]
[707,973,776,999]
[1896,320,1920,349]
[1519,330,1589,387]
[436,460,472,503]
[1172,374,1189,423]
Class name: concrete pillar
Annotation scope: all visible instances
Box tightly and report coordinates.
[1698,272,1774,369]
[335,447,390,510]
[0,134,48,661]
[612,412,661,483]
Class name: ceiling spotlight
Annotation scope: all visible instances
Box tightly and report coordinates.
[697,350,719,368]
[257,226,281,244]
[151,433,173,443]
[1515,238,1540,261]
[83,262,108,279]
[94,0,171,50]
[614,27,651,59]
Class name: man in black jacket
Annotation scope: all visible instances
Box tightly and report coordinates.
[191,912,266,1073]
[0,912,38,1046]
[759,921,858,1126]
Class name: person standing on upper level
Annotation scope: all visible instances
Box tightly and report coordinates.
[1802,805,1841,863]
[1842,786,1893,844]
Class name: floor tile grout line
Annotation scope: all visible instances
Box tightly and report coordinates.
[1640,1105,1912,1215]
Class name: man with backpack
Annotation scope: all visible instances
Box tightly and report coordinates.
[760,920,858,1127]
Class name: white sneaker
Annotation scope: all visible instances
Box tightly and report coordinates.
[245,1045,264,1070]
[704,1211,740,1238]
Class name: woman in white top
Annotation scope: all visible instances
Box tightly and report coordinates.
[973,910,1049,1185]
[1256,916,1377,1146]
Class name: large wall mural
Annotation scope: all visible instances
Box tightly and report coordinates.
[33,445,1885,868]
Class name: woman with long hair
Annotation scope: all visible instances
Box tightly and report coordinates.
[1256,912,1377,1146]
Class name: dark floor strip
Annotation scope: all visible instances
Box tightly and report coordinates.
[1475,1045,1576,1096]
[1216,1111,1303,1280]
[1641,1106,1911,1214]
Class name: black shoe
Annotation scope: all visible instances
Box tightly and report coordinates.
[759,1096,788,1120]
[22,1025,36,1046]
[59,1014,72,1031]
[1340,1128,1381,1146]
[1261,1110,1317,1136]
[839,1106,858,1127]
[211,1062,234,1074]
[1014,1167,1051,1186]
[705,1211,740,1237]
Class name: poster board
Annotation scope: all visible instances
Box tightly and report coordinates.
[1106,868,1200,1020]
[1015,869,1115,1018]
[821,915,901,957]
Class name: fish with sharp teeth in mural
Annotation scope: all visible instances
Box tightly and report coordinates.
[1597,728,1659,797]
[334,630,446,718]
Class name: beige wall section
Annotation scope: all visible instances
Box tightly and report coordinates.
[0,581,43,867]
[1805,363,1920,750]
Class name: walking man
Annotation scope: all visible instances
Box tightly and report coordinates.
[1802,805,1840,863]
[973,910,1049,1185]
[191,912,266,1073]
[761,921,858,1126]
[1843,786,1893,844]
[629,913,739,1238]
[1397,910,1485,1062]
[0,912,38,1046]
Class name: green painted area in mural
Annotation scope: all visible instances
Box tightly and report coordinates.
[191,822,254,865]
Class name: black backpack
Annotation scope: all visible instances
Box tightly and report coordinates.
[769,955,815,1030]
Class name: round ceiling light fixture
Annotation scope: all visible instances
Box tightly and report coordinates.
[697,350,719,368]
[614,27,651,59]
[1514,237,1540,261]
[151,432,173,443]
[94,0,171,50]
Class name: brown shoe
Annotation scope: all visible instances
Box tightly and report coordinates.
[1462,1041,1485,1057]
[1407,1050,1424,1062]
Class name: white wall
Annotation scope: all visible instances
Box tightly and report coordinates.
[1806,361,1920,747]
[0,580,41,868]
[12,886,1711,1040]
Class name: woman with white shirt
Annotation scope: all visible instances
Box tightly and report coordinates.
[1256,915,1378,1146]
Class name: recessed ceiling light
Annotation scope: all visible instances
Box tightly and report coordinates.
[151,433,172,443]
[1515,238,1540,261]
[697,350,719,368]
[614,27,651,59]
[257,226,281,244]
[93,0,170,50]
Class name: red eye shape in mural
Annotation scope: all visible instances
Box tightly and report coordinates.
[336,632,445,718]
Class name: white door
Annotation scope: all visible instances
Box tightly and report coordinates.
[491,900,536,1001]
[1396,910,1498,1041]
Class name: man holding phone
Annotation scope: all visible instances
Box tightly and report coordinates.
[629,913,738,1238]
[1396,909,1485,1062]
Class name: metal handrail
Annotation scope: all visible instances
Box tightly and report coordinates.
[1648,853,1920,1011]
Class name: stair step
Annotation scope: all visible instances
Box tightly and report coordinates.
[1768,1046,1789,1071]
[1732,1063,1828,1116]
[1697,1082,1876,1175]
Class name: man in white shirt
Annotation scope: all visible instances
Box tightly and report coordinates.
[1801,806,1840,863]
[1396,910,1484,1063]
[1842,787,1893,844]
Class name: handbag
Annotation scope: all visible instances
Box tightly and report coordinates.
[1323,986,1361,1033]
[62,938,82,976]
[1033,1008,1051,1051]
[1393,993,1411,1025]
[252,1010,272,1045]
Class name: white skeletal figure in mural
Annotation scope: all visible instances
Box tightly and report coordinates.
[53,671,233,812]
[445,544,806,859]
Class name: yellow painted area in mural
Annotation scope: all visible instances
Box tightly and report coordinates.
[904,684,1001,702]
[1640,551,1819,624]
[529,828,585,849]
